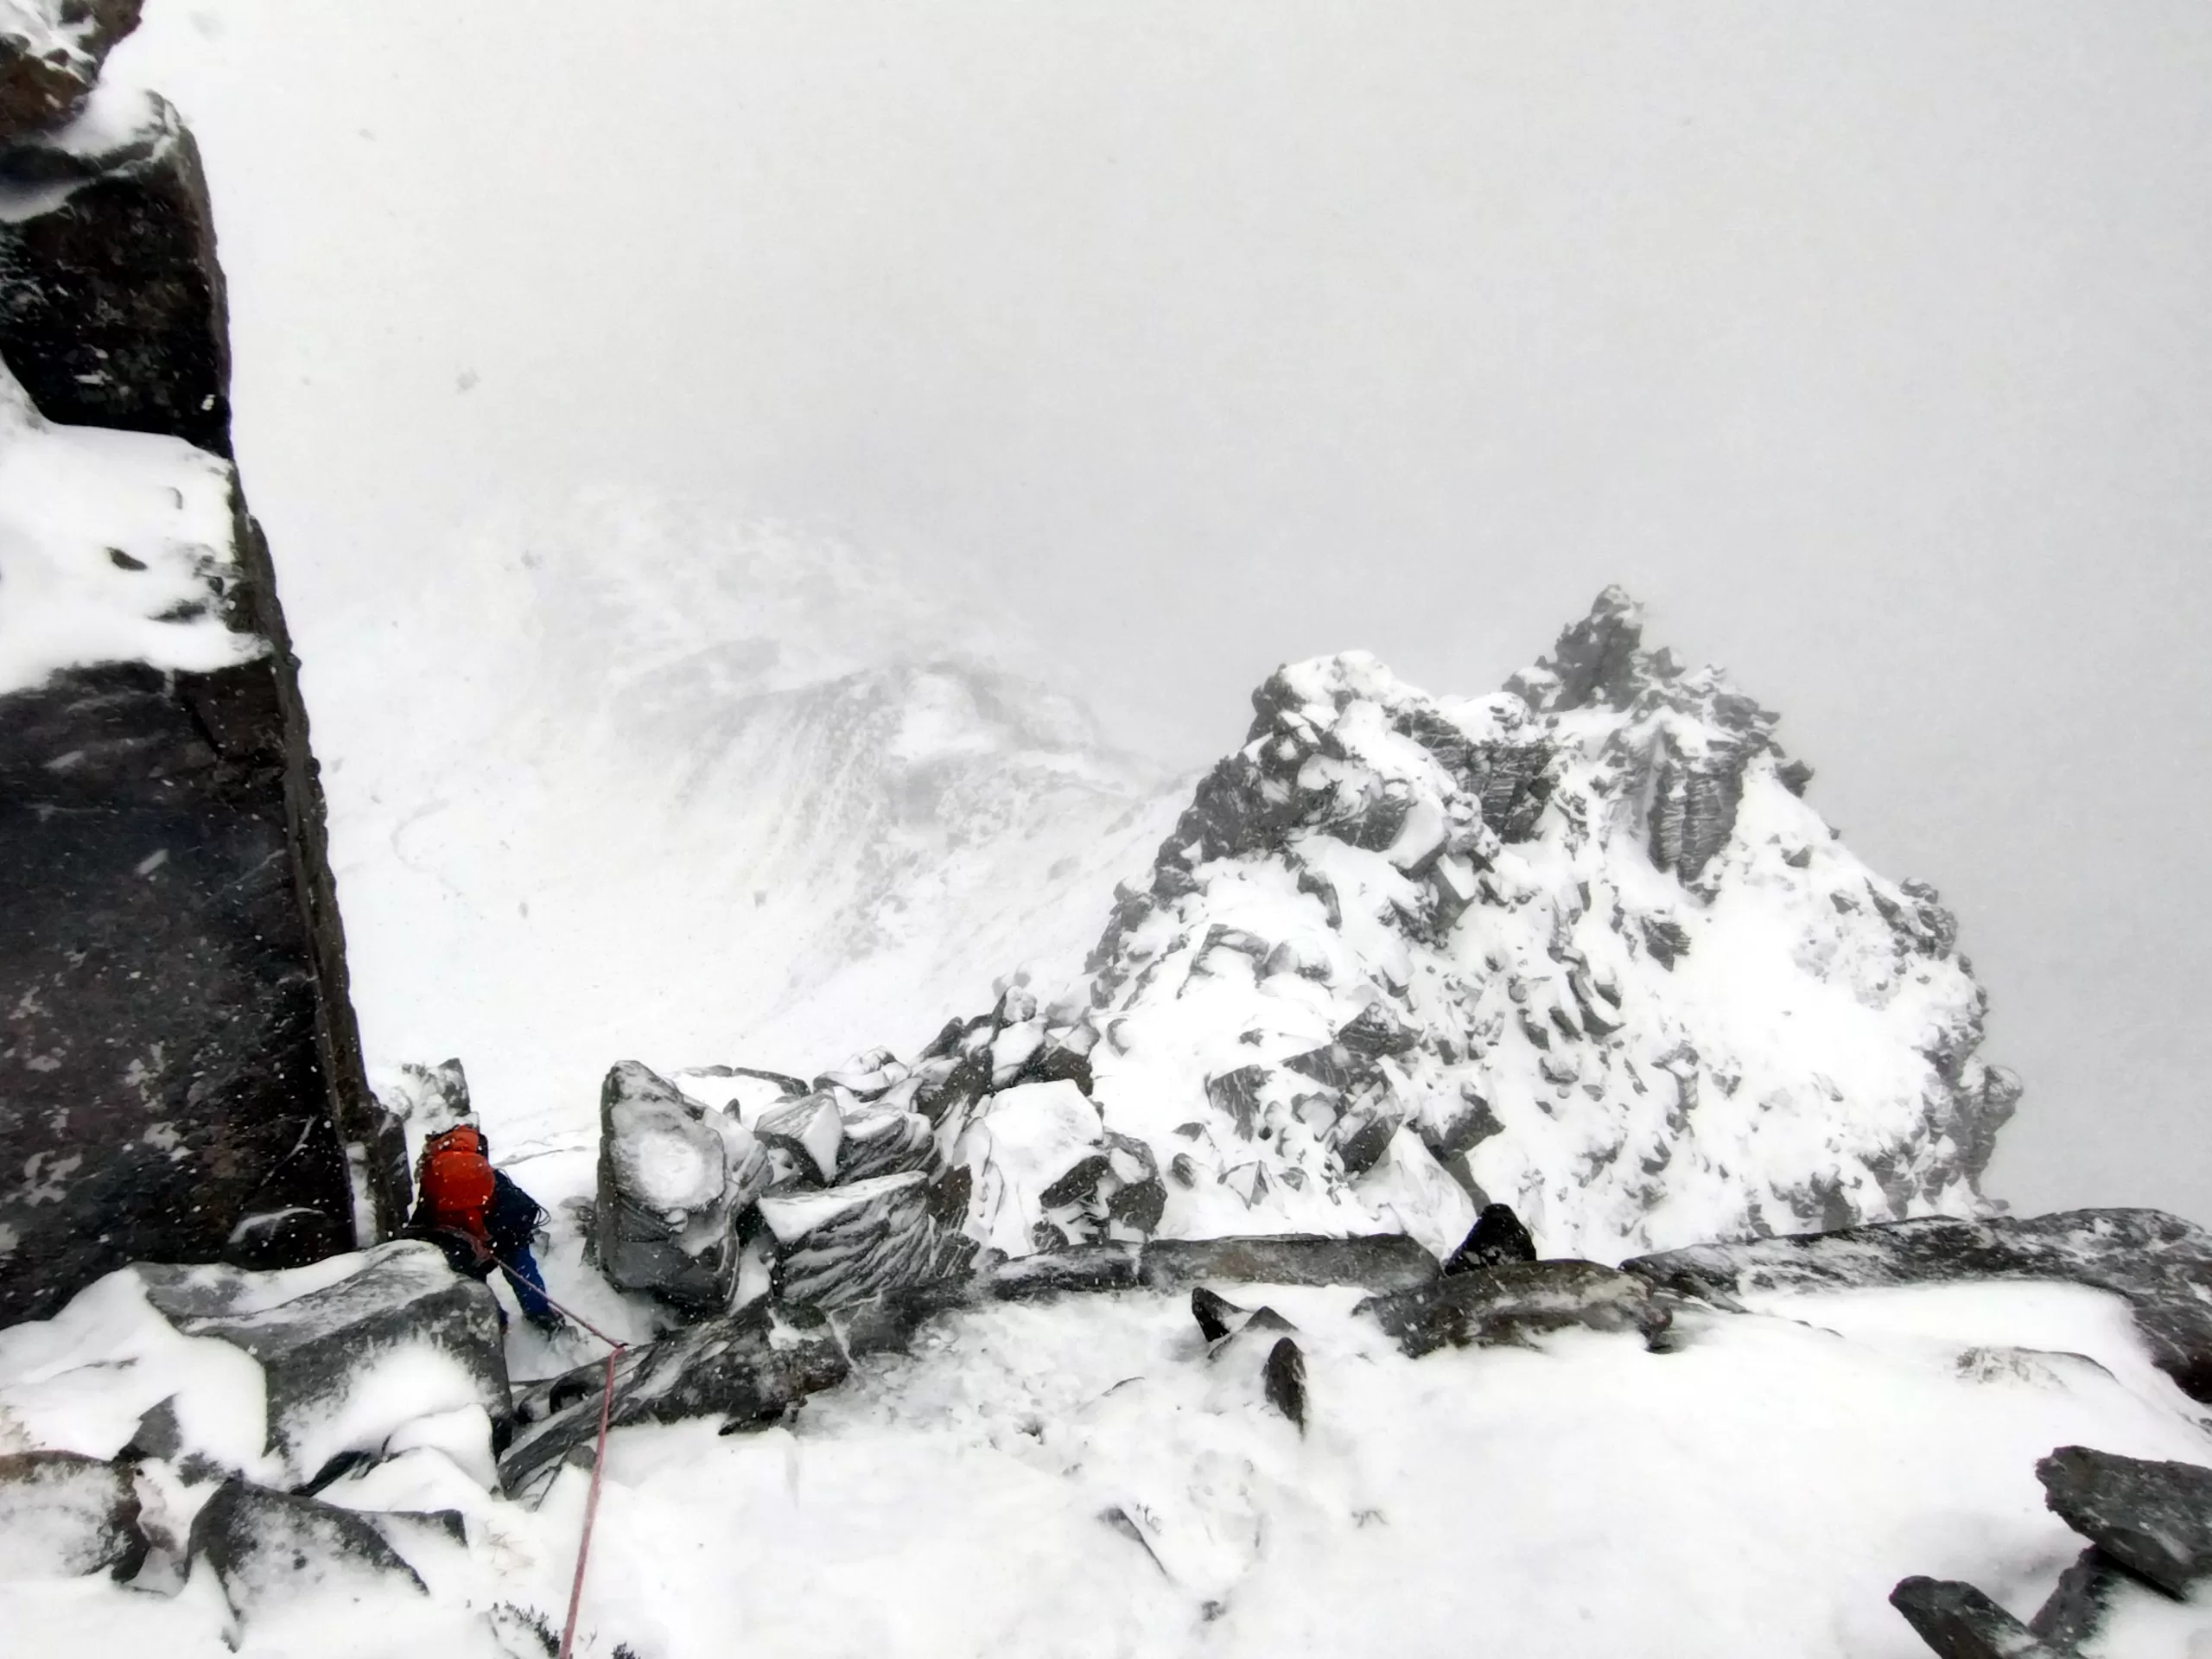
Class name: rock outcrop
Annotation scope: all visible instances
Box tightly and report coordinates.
[0,23,395,1325]
[0,1449,146,1580]
[1624,1208,2212,1403]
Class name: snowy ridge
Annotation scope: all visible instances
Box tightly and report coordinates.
[1076,588,2019,1261]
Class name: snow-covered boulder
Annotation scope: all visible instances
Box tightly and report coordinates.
[1357,1259,1670,1358]
[188,1479,426,1628]
[0,0,140,141]
[594,1060,768,1312]
[0,1450,145,1580]
[0,1243,509,1491]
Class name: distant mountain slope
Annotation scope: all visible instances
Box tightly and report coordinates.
[320,490,1184,1139]
[1076,588,2020,1259]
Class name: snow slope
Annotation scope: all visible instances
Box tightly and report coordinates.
[316,487,1184,1142]
[5,1265,2209,1657]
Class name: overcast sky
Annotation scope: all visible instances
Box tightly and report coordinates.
[116,2,2211,1224]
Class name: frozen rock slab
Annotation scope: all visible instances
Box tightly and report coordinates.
[1357,1260,1669,1359]
[2036,1445,2212,1599]
[1889,1575,2065,1659]
[759,1172,969,1311]
[1623,1208,2212,1403]
[0,0,141,141]
[2028,1548,2140,1652]
[595,1059,766,1313]
[138,1243,510,1485]
[1140,1234,1440,1294]
[984,1243,1141,1301]
[0,1450,146,1581]
[188,1478,425,1626]
[499,1301,849,1494]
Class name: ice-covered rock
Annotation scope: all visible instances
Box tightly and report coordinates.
[2035,1445,2212,1598]
[130,1243,510,1488]
[188,1478,426,1627]
[499,1300,849,1494]
[1357,1258,1670,1358]
[1624,1207,2212,1402]
[594,1060,767,1312]
[0,0,140,141]
[1137,1234,1439,1293]
[1889,1577,2063,1659]
[757,1171,969,1310]
[0,1450,145,1580]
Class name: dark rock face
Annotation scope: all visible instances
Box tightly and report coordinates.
[1139,1234,1440,1294]
[0,69,389,1323]
[137,1243,512,1478]
[188,1478,425,1624]
[1624,1209,2212,1404]
[1445,1203,1537,1274]
[0,1450,146,1580]
[0,1,141,142]
[0,94,231,452]
[1357,1260,1669,1359]
[2035,1446,2212,1598]
[500,1301,850,1494]
[982,1243,1140,1302]
[1889,1576,2064,1659]
[2028,1548,2139,1651]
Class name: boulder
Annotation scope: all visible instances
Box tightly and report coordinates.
[1624,1210,2212,1403]
[0,1450,146,1581]
[755,1092,843,1185]
[594,1060,765,1313]
[2028,1548,2139,1652]
[0,0,142,142]
[758,1172,969,1311]
[1445,1203,1538,1274]
[188,1478,425,1624]
[137,1243,510,1485]
[499,1301,849,1494]
[1262,1338,1306,1432]
[1141,1234,1440,1294]
[1357,1260,1669,1359]
[1889,1576,2065,1659]
[957,1080,1108,1257]
[1191,1286,1243,1343]
[2035,1445,2212,1598]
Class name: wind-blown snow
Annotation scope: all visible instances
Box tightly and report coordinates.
[5,1268,2208,1657]
[0,354,259,696]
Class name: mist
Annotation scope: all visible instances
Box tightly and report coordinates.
[111,2,2212,1223]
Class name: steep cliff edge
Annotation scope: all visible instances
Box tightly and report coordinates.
[0,16,394,1324]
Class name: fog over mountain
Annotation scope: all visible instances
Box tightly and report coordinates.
[106,3,2212,1225]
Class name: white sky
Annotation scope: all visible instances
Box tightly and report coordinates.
[112,2,2212,1224]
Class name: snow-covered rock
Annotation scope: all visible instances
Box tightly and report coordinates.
[2033,1445,2212,1598]
[0,47,391,1323]
[1624,1207,2212,1404]
[0,1449,145,1580]
[1072,588,2018,1262]
[595,1060,769,1312]
[188,1478,426,1625]
[0,0,140,142]
[0,1243,509,1491]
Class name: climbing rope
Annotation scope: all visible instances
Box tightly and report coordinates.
[490,1255,626,1659]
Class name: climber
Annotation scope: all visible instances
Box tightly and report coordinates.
[403,1123,564,1334]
